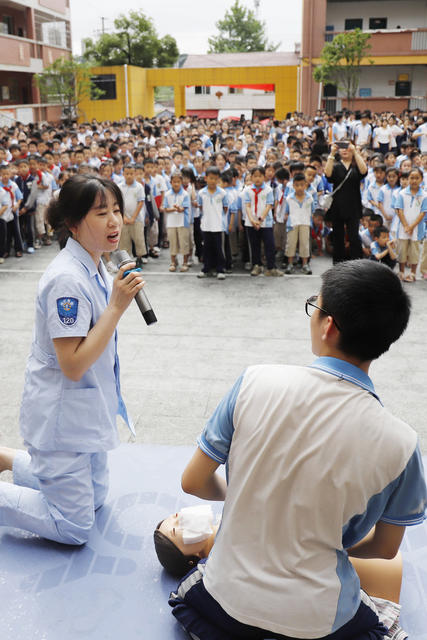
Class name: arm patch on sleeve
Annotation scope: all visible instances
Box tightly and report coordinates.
[56,297,79,326]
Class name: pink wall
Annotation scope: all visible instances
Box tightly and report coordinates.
[0,35,30,66]
[38,0,67,14]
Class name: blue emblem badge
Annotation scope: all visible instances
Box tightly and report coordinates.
[57,297,78,326]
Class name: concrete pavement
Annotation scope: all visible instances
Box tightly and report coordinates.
[1,244,426,458]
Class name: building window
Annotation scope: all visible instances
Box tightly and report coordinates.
[323,84,337,98]
[91,74,117,100]
[41,21,67,48]
[229,87,243,94]
[369,18,387,30]
[325,24,334,42]
[395,81,411,97]
[344,18,363,30]
[359,88,372,97]
[195,86,211,95]
[1,16,14,35]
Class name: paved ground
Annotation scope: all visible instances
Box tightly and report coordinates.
[1,244,427,462]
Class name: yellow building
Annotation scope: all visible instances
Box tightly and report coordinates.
[79,52,299,122]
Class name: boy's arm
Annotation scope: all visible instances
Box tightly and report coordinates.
[181,448,226,501]
[347,521,405,560]
[129,201,143,224]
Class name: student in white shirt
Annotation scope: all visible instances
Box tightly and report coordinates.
[163,172,190,272]
[284,173,316,275]
[196,167,228,280]
[165,259,426,640]
[118,165,146,267]
[244,166,282,277]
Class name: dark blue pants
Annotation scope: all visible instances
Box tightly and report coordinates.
[169,562,389,640]
[6,214,24,255]
[193,217,203,260]
[247,226,276,269]
[202,231,225,274]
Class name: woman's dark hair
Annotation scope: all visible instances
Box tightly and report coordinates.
[320,260,411,361]
[153,522,199,578]
[47,174,124,249]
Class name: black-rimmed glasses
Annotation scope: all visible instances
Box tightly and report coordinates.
[305,295,342,331]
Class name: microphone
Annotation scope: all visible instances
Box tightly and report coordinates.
[115,250,157,325]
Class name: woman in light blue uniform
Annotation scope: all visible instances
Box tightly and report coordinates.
[0,175,144,545]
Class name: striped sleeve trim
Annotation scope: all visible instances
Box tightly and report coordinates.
[380,513,426,526]
[197,435,227,464]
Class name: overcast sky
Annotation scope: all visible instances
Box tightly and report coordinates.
[70,0,303,56]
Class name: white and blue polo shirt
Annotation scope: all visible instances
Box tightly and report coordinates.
[394,186,427,241]
[198,358,426,638]
[197,186,228,233]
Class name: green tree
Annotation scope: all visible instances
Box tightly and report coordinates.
[208,1,279,53]
[35,56,103,121]
[313,29,373,107]
[83,10,179,68]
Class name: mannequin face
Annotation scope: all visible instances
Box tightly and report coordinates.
[159,513,209,557]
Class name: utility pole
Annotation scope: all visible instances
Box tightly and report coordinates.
[254,0,260,17]
[101,17,106,34]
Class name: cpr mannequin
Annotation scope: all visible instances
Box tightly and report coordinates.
[154,505,403,605]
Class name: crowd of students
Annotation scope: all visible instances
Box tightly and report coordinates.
[0,107,426,281]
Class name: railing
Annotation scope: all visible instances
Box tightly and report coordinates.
[324,29,427,55]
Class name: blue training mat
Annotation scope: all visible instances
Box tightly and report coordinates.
[0,444,425,639]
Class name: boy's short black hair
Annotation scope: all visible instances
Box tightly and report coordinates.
[289,161,305,173]
[206,166,220,177]
[250,166,265,176]
[153,523,199,578]
[373,225,388,239]
[293,172,306,183]
[313,208,324,218]
[374,164,387,172]
[275,167,290,181]
[362,207,374,217]
[220,170,233,184]
[320,260,410,361]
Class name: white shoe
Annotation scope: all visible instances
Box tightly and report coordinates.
[0,257,4,264]
[152,246,161,255]
[217,272,226,280]
[141,257,148,264]
[27,247,35,254]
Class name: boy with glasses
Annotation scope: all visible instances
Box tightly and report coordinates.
[169,260,426,640]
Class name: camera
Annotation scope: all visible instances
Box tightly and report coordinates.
[337,141,349,149]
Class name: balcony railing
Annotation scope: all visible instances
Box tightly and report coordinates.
[0,31,70,70]
[324,28,427,55]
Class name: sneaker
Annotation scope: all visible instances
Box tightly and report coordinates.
[169,264,177,272]
[197,271,208,278]
[217,272,226,280]
[180,264,189,272]
[153,246,161,255]
[285,263,295,275]
[27,247,35,254]
[244,262,252,271]
[302,264,312,275]
[187,259,194,267]
[34,240,42,249]
[251,265,262,276]
[265,268,284,277]
[225,269,232,274]
[0,257,4,264]
[141,257,148,264]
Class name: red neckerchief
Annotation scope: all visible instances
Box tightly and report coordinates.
[2,184,14,205]
[34,170,43,184]
[252,186,263,215]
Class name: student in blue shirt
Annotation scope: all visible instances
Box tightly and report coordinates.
[0,175,143,545]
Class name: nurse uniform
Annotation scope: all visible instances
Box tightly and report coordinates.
[0,238,134,544]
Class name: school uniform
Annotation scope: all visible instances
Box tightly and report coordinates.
[197,186,229,274]
[274,183,289,254]
[377,184,400,230]
[0,179,24,256]
[164,187,190,257]
[394,186,427,264]
[170,358,426,639]
[370,240,396,269]
[244,183,276,269]
[284,192,315,259]
[25,170,54,237]
[367,181,385,219]
[0,238,133,545]
[118,180,146,258]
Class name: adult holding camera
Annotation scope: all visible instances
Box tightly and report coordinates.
[325,141,367,263]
